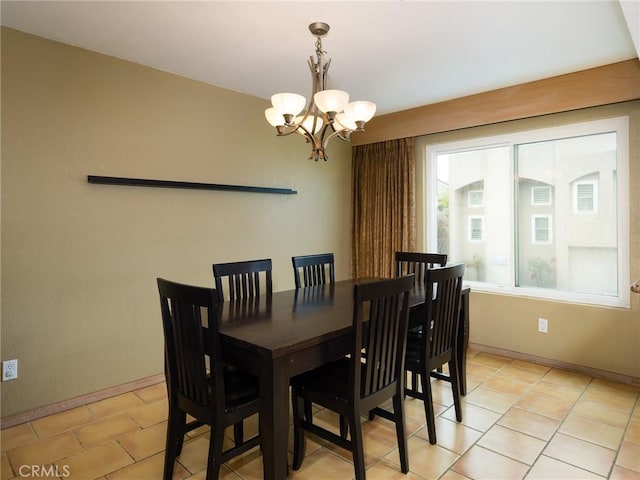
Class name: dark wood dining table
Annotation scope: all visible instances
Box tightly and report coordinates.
[218,279,470,480]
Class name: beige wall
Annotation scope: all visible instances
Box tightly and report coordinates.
[416,102,640,381]
[1,28,353,418]
[2,27,638,420]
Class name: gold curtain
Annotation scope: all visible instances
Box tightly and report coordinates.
[351,138,416,278]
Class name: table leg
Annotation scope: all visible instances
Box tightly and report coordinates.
[260,357,290,480]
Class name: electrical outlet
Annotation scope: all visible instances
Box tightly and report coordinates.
[2,359,18,381]
[538,318,548,333]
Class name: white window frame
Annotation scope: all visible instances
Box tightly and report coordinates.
[573,180,598,214]
[468,190,484,207]
[532,214,552,244]
[468,215,484,242]
[531,186,552,206]
[423,116,630,308]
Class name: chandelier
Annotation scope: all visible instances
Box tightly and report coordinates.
[264,22,376,161]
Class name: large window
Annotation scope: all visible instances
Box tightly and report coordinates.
[425,117,629,307]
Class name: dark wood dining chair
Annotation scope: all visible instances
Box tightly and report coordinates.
[212,258,272,301]
[395,251,448,387]
[157,278,261,480]
[404,263,465,444]
[395,251,447,282]
[291,275,414,480]
[291,253,335,288]
[291,253,343,434]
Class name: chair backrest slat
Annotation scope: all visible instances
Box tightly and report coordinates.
[292,253,335,289]
[352,275,413,399]
[213,259,273,301]
[395,252,447,283]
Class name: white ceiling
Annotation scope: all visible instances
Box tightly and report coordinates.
[1,1,638,116]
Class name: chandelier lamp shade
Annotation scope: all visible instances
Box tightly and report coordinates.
[264,22,376,161]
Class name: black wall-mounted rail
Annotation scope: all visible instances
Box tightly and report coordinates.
[87,175,297,195]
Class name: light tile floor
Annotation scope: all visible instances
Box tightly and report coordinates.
[2,349,639,479]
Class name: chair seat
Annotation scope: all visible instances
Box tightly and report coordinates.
[223,365,260,412]
[293,358,362,402]
[295,356,399,403]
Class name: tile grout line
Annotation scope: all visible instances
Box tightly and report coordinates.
[455,357,534,479]
[537,374,637,479]
[608,388,640,478]
[526,373,594,478]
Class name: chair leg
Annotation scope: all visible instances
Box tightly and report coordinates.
[206,421,225,480]
[392,393,409,473]
[233,421,244,446]
[405,369,421,399]
[164,407,186,480]
[291,386,306,471]
[340,415,349,438]
[449,360,463,422]
[349,413,366,480]
[304,399,313,422]
[422,368,437,445]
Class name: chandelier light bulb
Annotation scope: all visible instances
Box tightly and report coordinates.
[265,107,285,127]
[295,115,324,134]
[313,89,349,114]
[271,93,306,117]
[345,101,377,123]
[334,112,357,132]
